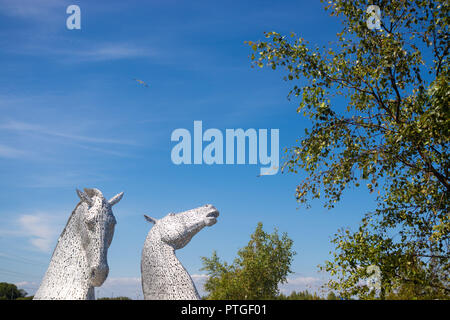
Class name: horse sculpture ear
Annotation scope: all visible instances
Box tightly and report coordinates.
[76,189,94,207]
[144,215,157,224]
[108,192,124,206]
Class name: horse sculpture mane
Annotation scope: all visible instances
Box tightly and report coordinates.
[141,204,219,300]
[33,188,123,300]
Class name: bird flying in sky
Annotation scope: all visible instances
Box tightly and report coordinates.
[133,78,149,88]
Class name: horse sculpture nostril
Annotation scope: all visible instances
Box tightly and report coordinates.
[90,265,109,287]
[206,210,219,218]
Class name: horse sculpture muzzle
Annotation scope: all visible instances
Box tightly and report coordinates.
[90,263,109,287]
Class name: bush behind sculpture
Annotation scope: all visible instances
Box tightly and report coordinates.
[201,222,295,299]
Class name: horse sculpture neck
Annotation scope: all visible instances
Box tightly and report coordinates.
[142,231,200,300]
[141,205,219,300]
[34,203,94,299]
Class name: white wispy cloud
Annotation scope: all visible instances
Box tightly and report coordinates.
[97,277,142,299]
[191,274,209,280]
[66,43,156,62]
[2,37,159,63]
[0,212,65,252]
[285,276,321,286]
[15,281,40,296]
[0,0,67,20]
[17,213,63,252]
[0,144,28,158]
[0,120,136,146]
[0,119,138,161]
[22,170,108,189]
[191,273,209,297]
[15,280,39,287]
[279,275,325,295]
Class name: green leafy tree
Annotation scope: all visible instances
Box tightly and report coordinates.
[247,0,449,299]
[278,290,324,300]
[326,291,339,300]
[201,222,295,299]
[0,282,27,300]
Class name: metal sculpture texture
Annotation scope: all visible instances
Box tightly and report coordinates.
[141,204,219,300]
[33,188,123,300]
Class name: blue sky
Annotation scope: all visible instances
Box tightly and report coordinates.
[0,0,378,298]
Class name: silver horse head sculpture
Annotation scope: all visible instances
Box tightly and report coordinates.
[141,204,219,300]
[33,188,123,300]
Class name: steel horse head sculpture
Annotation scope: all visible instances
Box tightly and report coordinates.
[33,188,123,300]
[141,204,220,300]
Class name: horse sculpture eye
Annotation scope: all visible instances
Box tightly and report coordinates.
[85,219,96,231]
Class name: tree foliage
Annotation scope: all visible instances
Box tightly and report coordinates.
[0,282,27,300]
[201,222,295,299]
[277,290,325,300]
[247,0,449,299]
[326,291,339,300]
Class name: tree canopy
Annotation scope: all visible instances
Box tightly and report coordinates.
[0,282,27,300]
[277,290,328,300]
[247,0,449,299]
[201,222,295,299]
